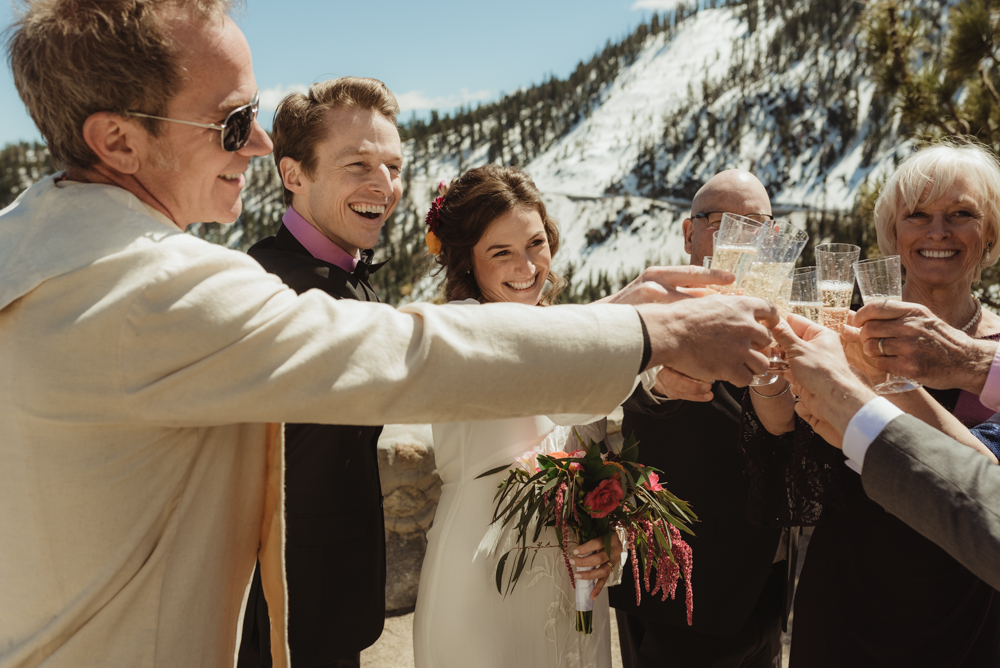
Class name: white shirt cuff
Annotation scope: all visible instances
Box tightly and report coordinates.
[842,397,904,474]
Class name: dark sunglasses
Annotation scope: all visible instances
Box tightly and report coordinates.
[126,90,259,152]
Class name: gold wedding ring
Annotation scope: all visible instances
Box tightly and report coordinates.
[878,338,886,356]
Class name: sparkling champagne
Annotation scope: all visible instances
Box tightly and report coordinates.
[860,293,899,303]
[744,262,794,311]
[820,280,853,329]
[711,245,757,293]
[790,301,823,324]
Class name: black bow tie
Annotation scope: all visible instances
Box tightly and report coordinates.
[353,250,387,282]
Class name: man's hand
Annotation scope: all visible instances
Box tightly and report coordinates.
[771,314,877,448]
[637,295,778,387]
[602,266,734,305]
[853,300,997,393]
[652,366,714,402]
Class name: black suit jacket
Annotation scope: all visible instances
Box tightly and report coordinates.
[608,382,784,637]
[238,225,386,666]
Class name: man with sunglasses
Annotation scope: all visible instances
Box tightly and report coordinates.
[612,170,794,668]
[0,4,783,667]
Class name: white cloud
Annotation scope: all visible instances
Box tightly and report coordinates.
[259,83,310,113]
[394,88,494,114]
[631,0,682,10]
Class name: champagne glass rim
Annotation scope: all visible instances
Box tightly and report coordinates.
[815,243,861,255]
[853,255,900,269]
[720,212,768,227]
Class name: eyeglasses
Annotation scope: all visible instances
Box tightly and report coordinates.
[125,90,260,152]
[693,211,774,226]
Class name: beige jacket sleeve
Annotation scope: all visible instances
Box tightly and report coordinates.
[118,240,643,427]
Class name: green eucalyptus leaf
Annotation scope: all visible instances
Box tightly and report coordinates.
[496,551,510,594]
[476,462,514,479]
[620,432,640,463]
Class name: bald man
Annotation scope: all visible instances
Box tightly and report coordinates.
[610,171,790,668]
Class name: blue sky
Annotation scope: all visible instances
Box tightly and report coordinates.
[0,0,680,148]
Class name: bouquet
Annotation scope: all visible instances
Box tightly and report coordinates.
[476,430,697,634]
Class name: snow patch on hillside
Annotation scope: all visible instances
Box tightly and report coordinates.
[529,9,746,197]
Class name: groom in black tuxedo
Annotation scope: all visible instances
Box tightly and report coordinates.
[611,170,794,668]
[238,77,404,668]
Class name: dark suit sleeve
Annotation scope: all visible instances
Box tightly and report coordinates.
[862,414,1000,591]
[622,384,685,418]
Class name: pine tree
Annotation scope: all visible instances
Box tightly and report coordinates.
[861,0,1000,151]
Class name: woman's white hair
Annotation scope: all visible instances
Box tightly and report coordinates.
[873,138,1000,282]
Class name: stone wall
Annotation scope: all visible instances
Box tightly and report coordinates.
[376,407,624,612]
[377,424,441,612]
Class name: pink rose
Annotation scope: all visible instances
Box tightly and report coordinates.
[644,472,664,492]
[584,478,624,518]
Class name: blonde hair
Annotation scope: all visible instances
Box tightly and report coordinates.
[7,0,233,169]
[271,77,400,207]
[874,138,1000,282]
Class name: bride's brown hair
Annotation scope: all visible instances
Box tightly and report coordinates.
[433,165,565,304]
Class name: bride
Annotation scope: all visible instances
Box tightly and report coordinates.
[413,165,651,668]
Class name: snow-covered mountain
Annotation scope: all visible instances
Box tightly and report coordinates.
[2,0,911,305]
[391,0,905,303]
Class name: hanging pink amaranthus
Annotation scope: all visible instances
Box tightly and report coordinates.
[669,522,695,625]
[625,518,694,624]
[642,520,656,592]
[627,524,642,606]
[554,482,575,589]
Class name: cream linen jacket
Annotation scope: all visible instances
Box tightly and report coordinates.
[0,177,643,668]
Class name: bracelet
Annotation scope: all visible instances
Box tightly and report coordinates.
[750,382,791,399]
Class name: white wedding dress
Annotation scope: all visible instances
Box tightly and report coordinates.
[413,415,616,668]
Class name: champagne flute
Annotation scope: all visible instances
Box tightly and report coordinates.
[852,256,922,394]
[744,222,809,383]
[767,266,824,373]
[815,243,860,331]
[709,214,767,292]
[710,225,765,294]
[790,266,823,324]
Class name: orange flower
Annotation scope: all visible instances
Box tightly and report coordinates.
[603,460,627,481]
[547,450,583,472]
[425,230,442,255]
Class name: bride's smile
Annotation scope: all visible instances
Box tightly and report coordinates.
[471,205,552,306]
